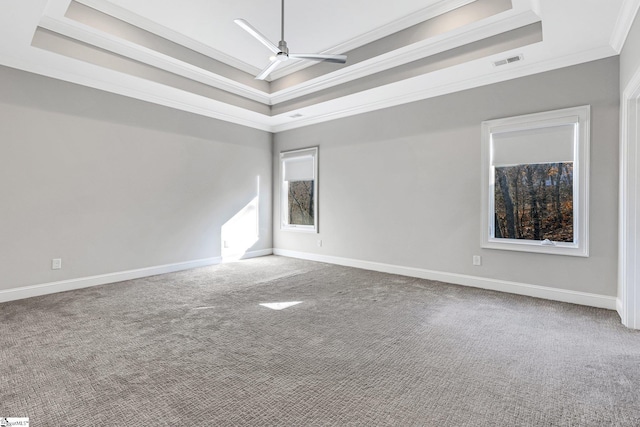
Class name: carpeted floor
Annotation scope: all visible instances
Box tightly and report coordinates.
[1,256,639,426]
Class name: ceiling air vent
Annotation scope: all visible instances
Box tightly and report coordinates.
[289,113,304,118]
[493,54,523,67]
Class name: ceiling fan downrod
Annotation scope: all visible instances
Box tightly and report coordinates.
[234,0,347,80]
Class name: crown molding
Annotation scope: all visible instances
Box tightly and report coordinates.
[74,0,261,76]
[269,0,477,80]
[2,50,272,131]
[271,45,617,132]
[39,0,541,110]
[610,0,640,53]
[67,0,494,87]
[5,0,620,135]
[38,15,272,105]
[2,27,618,135]
[21,10,617,135]
[270,8,541,105]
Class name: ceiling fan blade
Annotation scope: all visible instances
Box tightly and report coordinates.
[234,19,280,54]
[288,54,347,64]
[255,59,281,80]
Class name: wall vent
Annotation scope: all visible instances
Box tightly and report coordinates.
[493,54,523,67]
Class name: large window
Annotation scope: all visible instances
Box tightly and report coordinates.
[280,147,318,232]
[481,106,590,256]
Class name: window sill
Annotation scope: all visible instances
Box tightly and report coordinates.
[281,224,317,233]
[483,238,588,257]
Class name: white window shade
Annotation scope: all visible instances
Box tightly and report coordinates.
[284,156,314,182]
[491,124,575,166]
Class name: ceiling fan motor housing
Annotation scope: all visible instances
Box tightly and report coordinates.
[278,40,289,55]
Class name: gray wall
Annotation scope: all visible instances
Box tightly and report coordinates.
[274,57,620,297]
[0,66,272,291]
[621,12,640,92]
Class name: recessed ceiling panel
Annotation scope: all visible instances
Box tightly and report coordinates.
[91,0,459,71]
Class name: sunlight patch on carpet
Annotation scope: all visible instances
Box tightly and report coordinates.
[259,301,303,310]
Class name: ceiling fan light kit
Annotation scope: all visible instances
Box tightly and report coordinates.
[235,0,347,80]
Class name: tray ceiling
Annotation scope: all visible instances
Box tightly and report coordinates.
[0,0,638,132]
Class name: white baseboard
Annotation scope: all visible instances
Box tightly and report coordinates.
[2,248,615,311]
[0,256,222,303]
[0,248,276,304]
[273,249,617,310]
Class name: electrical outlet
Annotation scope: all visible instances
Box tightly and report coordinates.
[472,255,481,266]
[51,258,62,270]
[317,240,322,247]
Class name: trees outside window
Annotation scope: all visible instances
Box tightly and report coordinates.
[288,180,314,226]
[494,163,573,242]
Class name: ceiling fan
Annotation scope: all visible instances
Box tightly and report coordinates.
[234,0,347,80]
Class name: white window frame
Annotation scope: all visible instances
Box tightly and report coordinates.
[481,105,590,257]
[280,147,318,233]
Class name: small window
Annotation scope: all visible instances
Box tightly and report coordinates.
[481,106,590,256]
[281,147,318,232]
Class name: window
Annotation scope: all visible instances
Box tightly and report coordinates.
[280,147,318,232]
[481,106,590,256]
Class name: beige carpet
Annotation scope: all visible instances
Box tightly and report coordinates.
[1,256,639,426]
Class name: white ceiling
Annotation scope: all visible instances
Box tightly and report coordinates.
[104,0,449,73]
[1,0,639,132]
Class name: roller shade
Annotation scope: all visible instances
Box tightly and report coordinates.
[492,124,575,166]
[284,156,314,181]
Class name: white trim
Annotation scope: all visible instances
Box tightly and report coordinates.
[273,249,617,310]
[480,105,590,257]
[75,0,478,81]
[0,249,274,303]
[38,16,272,105]
[20,1,615,133]
[618,84,630,327]
[619,66,640,329]
[0,52,274,132]
[0,256,221,303]
[42,0,539,108]
[74,0,260,76]
[11,37,614,134]
[609,0,640,53]
[269,8,540,104]
[269,0,478,80]
[271,46,616,133]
